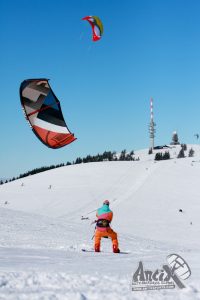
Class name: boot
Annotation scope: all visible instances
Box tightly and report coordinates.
[113,244,120,253]
[95,244,100,252]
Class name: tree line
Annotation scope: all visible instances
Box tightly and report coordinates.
[1,149,136,185]
[154,144,195,161]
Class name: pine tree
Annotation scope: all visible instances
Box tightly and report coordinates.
[181,144,187,151]
[163,151,170,160]
[177,148,185,158]
[148,148,153,155]
[155,152,162,161]
[171,131,180,145]
[188,148,195,157]
[120,149,126,161]
[75,157,82,164]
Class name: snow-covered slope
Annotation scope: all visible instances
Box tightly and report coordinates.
[0,145,200,299]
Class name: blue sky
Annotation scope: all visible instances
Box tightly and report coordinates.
[1,0,200,178]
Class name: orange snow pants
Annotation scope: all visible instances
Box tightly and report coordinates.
[94,228,119,248]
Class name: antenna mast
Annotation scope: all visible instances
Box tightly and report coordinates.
[149,98,156,150]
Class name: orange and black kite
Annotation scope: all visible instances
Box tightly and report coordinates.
[20,79,76,149]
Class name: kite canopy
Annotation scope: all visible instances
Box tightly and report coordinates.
[20,79,76,149]
[82,16,103,42]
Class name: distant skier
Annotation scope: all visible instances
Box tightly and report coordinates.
[93,200,120,253]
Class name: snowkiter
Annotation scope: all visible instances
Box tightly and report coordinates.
[94,200,120,253]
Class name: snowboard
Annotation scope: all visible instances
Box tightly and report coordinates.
[81,248,129,254]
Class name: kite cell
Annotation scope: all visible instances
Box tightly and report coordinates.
[82,16,103,42]
[20,79,76,149]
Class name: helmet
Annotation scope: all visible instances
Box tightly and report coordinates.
[103,200,110,205]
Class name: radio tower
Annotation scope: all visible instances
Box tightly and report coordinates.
[149,98,156,151]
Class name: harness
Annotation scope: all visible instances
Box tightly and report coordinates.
[96,219,110,228]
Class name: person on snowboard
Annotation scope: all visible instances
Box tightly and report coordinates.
[94,200,120,253]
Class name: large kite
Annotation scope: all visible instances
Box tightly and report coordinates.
[82,16,103,42]
[20,79,76,149]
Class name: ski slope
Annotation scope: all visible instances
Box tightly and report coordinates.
[0,145,200,299]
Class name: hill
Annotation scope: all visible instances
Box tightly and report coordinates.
[0,144,199,299]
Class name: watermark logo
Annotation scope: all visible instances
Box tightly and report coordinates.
[132,253,191,291]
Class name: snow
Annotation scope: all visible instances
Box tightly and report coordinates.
[0,145,200,299]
